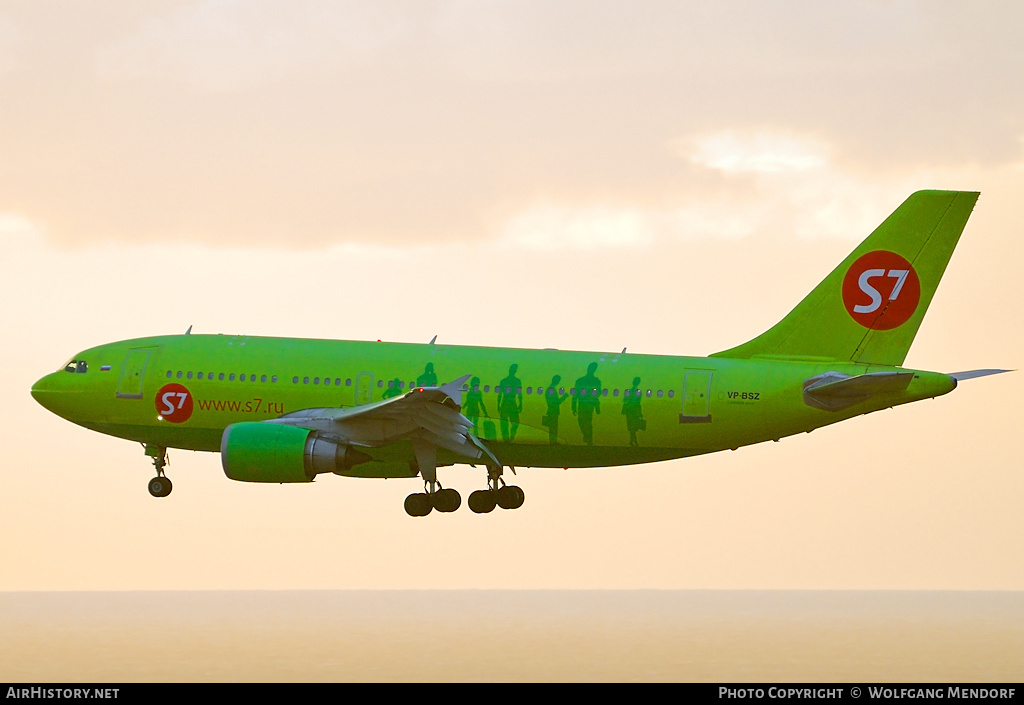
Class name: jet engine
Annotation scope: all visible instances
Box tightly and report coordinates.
[221,422,371,483]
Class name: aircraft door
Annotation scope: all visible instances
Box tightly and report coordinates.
[679,370,713,423]
[116,349,151,399]
[355,372,374,406]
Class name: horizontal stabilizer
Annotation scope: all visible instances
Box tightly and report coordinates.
[803,371,914,412]
[948,369,1013,381]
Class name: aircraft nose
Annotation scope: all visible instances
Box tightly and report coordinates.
[31,372,65,416]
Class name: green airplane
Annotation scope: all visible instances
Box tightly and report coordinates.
[31,190,1008,516]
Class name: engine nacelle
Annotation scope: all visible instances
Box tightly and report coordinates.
[220,422,370,483]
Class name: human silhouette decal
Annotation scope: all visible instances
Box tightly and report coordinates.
[622,376,645,446]
[416,363,437,388]
[381,378,404,399]
[463,376,489,433]
[542,375,569,445]
[572,362,602,445]
[497,364,523,441]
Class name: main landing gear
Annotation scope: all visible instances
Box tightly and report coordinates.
[468,464,525,514]
[145,445,172,498]
[404,464,524,517]
[404,482,461,517]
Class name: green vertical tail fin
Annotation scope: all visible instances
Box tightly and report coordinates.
[711,190,980,366]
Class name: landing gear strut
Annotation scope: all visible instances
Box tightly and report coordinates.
[468,464,525,514]
[404,481,461,517]
[402,442,523,516]
[145,445,172,498]
[404,441,461,517]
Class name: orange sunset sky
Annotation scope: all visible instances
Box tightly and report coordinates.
[2,1,1022,590]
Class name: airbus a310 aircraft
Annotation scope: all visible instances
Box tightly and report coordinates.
[32,190,1007,516]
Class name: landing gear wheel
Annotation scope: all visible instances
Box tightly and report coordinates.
[495,485,525,510]
[404,493,433,517]
[431,488,462,513]
[148,476,172,498]
[468,489,496,514]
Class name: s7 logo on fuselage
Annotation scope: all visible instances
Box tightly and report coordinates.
[842,251,921,330]
[156,383,193,423]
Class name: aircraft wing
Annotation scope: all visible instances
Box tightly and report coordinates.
[266,374,499,465]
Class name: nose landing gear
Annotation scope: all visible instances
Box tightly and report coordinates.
[145,445,172,498]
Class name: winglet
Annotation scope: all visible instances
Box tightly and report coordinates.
[439,374,472,407]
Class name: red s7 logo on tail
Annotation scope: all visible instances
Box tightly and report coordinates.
[842,251,920,330]
[156,383,193,423]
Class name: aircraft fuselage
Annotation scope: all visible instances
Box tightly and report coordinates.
[31,333,955,473]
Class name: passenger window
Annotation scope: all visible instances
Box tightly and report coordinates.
[166,371,172,379]
[219,373,225,381]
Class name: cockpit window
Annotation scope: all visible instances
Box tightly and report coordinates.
[62,360,88,373]
[77,361,88,373]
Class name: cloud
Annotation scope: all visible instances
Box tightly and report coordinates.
[0,213,45,245]
[683,131,830,175]
[497,202,757,251]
